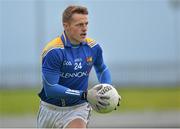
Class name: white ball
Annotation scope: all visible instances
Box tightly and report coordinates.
[92,84,120,113]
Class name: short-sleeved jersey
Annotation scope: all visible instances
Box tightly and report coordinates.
[38,32,111,106]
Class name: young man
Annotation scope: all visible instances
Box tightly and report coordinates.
[37,5,120,128]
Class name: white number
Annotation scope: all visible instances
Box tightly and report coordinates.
[74,62,82,70]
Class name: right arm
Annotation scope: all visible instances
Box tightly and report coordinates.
[42,49,84,99]
[42,48,109,107]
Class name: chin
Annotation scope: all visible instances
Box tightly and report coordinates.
[76,37,86,43]
[81,39,85,42]
[81,38,86,42]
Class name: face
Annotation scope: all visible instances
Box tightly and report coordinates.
[64,13,88,44]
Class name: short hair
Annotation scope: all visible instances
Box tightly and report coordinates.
[62,5,88,23]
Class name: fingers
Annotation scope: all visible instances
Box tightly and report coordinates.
[117,97,121,106]
[119,95,122,100]
[94,93,110,109]
[96,102,107,109]
[97,93,110,107]
[98,94,110,100]
[114,98,121,110]
[117,101,120,106]
[94,84,103,91]
[94,103,106,111]
[97,94,110,107]
[98,99,110,106]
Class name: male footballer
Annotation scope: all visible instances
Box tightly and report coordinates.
[37,5,120,128]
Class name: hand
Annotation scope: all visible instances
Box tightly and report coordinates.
[114,94,122,110]
[87,84,110,108]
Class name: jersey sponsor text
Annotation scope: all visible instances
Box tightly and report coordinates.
[60,71,89,78]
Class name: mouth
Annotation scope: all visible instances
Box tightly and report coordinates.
[80,33,87,38]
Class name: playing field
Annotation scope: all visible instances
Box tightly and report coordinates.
[0,86,179,115]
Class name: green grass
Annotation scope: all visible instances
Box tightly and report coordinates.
[0,88,40,115]
[118,87,180,112]
[0,86,180,115]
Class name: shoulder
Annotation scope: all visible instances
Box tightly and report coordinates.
[85,37,98,48]
[85,37,102,53]
[42,37,64,58]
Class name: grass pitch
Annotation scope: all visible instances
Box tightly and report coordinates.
[0,86,179,115]
[119,86,180,112]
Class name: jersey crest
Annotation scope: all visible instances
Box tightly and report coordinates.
[85,38,97,48]
[42,37,64,58]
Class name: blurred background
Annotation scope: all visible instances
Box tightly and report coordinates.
[0,0,180,127]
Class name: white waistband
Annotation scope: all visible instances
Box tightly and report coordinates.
[40,101,87,111]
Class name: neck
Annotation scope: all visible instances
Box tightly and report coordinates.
[65,31,80,45]
[70,40,80,45]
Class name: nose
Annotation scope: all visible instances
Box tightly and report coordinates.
[82,24,87,32]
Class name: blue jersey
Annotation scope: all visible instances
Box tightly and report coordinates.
[38,32,111,106]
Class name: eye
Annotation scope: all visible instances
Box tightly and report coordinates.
[75,22,88,27]
[76,23,83,27]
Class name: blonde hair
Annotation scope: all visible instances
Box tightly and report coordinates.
[62,5,88,23]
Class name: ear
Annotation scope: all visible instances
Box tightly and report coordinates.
[63,22,70,30]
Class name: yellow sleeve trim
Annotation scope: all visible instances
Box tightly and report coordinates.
[85,37,97,48]
[42,37,64,57]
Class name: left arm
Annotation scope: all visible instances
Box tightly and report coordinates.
[94,45,112,84]
[93,44,121,109]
